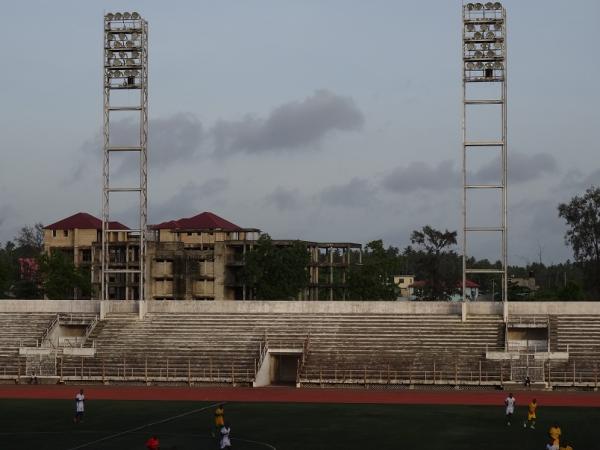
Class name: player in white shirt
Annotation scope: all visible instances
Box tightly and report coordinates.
[504,392,516,426]
[73,389,85,424]
[220,422,231,449]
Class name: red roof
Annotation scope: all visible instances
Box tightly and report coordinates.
[461,279,480,288]
[44,212,129,231]
[151,211,242,231]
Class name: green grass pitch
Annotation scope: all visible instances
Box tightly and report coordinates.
[0,399,596,449]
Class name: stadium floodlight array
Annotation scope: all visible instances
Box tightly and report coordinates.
[104,12,145,89]
[102,12,148,301]
[463,2,505,82]
[461,2,508,319]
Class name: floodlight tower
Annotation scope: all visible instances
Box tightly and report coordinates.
[462,2,508,319]
[102,12,148,300]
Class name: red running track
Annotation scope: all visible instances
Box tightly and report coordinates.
[1,385,600,407]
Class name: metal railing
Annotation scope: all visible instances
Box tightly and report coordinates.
[0,354,597,390]
[39,314,60,347]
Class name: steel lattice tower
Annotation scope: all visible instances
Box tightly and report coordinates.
[462,2,508,319]
[102,12,148,300]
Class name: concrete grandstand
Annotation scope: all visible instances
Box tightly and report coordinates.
[1,300,599,391]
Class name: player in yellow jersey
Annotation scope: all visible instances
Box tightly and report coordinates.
[523,398,537,429]
[213,404,225,438]
[548,423,562,448]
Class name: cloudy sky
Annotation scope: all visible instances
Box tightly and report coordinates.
[1,0,599,264]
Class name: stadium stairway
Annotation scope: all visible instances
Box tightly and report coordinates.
[0,312,58,378]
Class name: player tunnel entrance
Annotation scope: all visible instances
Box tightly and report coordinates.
[253,348,303,387]
[271,353,300,385]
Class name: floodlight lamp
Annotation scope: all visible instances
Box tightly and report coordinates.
[114,12,122,20]
[131,51,140,58]
[114,41,122,48]
[480,24,488,31]
[486,50,495,58]
[467,43,475,50]
[485,2,493,9]
[474,50,483,59]
[493,42,503,50]
[108,34,115,41]
[466,24,475,32]
[466,3,475,11]
[481,43,489,50]
[474,3,483,10]
[485,31,495,39]
[106,13,114,20]
[474,31,483,39]
[466,62,475,70]
[126,58,134,65]
[485,63,494,69]
[493,61,503,69]
[493,2,502,10]
[132,12,140,19]
[123,12,131,19]
[475,62,484,69]
[126,41,134,48]
[118,33,126,40]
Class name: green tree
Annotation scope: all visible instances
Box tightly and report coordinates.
[15,223,44,256]
[558,186,600,297]
[38,252,90,299]
[558,281,584,301]
[0,243,12,297]
[241,234,310,300]
[347,240,400,300]
[409,226,459,300]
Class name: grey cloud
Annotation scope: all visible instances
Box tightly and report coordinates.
[472,152,558,184]
[510,197,571,263]
[265,187,302,211]
[381,160,459,193]
[319,178,377,208]
[0,203,12,230]
[559,168,600,193]
[211,90,364,157]
[150,178,229,223]
[381,153,557,194]
[68,113,203,183]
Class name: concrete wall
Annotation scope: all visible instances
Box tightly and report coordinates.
[508,302,600,315]
[147,300,463,315]
[2,300,600,316]
[0,300,100,313]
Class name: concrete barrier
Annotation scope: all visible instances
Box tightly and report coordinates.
[1,299,599,316]
[147,300,462,315]
[0,300,99,314]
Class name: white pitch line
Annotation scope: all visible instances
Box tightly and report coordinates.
[66,401,223,450]
[233,436,278,450]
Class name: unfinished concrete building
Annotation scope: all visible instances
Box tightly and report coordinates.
[43,212,131,300]
[43,211,361,301]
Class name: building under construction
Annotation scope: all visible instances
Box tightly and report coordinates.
[43,211,361,301]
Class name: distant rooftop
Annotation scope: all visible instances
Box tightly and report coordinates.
[44,212,129,231]
[151,211,250,232]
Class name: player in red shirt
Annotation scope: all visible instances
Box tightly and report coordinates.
[145,435,160,450]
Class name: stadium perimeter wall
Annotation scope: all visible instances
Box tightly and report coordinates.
[0,300,600,315]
